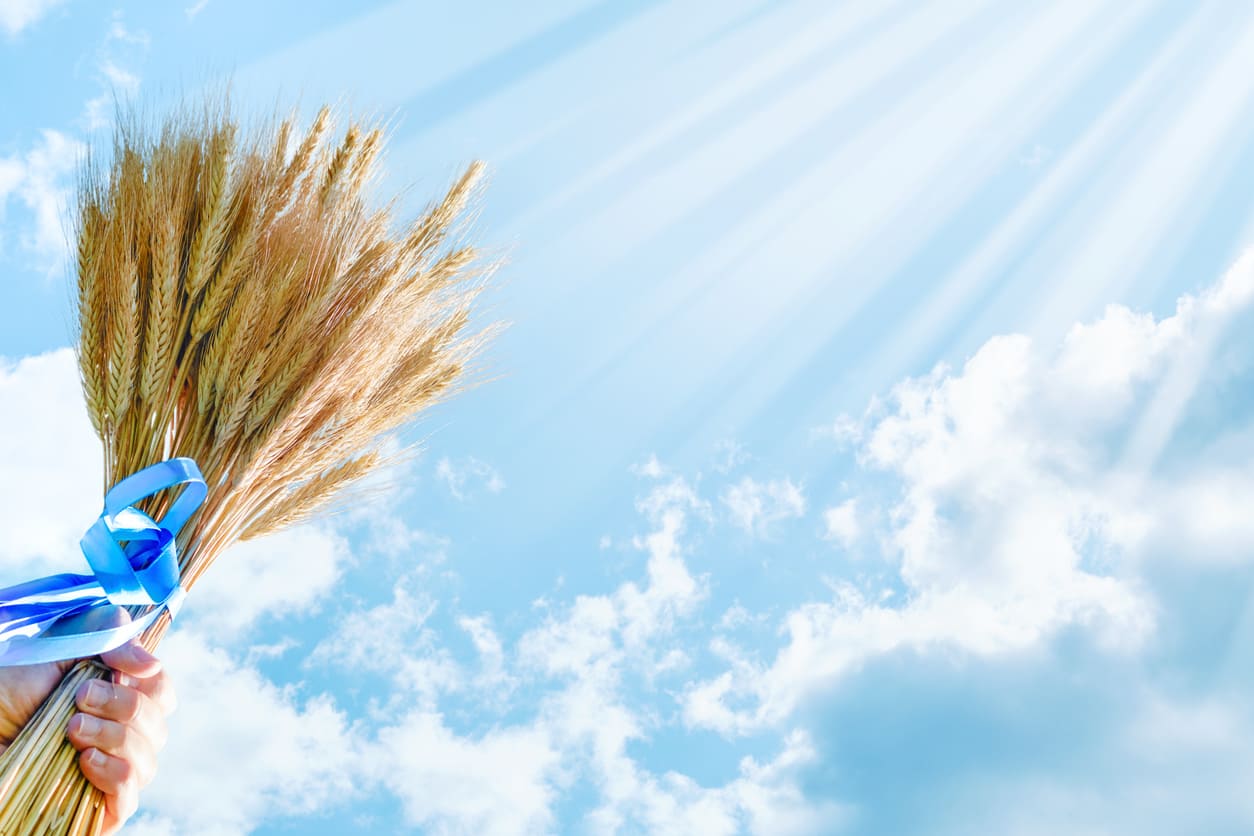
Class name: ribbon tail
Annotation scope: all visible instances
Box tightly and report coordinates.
[0,596,181,667]
[0,575,102,640]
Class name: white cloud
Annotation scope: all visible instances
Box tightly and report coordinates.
[634,471,711,524]
[547,673,840,836]
[369,710,560,836]
[549,476,709,660]
[713,439,750,474]
[729,731,851,836]
[123,817,178,836]
[0,349,102,583]
[243,637,298,663]
[0,158,22,199]
[354,506,449,563]
[459,613,515,696]
[715,602,767,632]
[513,476,836,833]
[185,0,210,18]
[184,524,346,638]
[519,592,618,678]
[83,11,149,130]
[0,130,83,269]
[811,414,860,445]
[630,452,665,478]
[620,479,707,648]
[821,498,859,547]
[309,576,462,708]
[436,455,505,500]
[681,671,739,734]
[523,473,708,673]
[137,631,358,835]
[126,470,837,834]
[303,473,766,835]
[106,12,148,46]
[99,58,140,91]
[82,97,112,133]
[686,248,1254,735]
[721,476,806,538]
[0,0,64,35]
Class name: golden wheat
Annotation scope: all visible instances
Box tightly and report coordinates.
[0,95,499,834]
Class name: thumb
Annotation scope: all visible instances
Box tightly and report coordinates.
[92,608,161,679]
[44,603,131,636]
[70,604,132,634]
[44,605,152,677]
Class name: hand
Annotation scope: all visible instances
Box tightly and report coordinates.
[0,608,176,834]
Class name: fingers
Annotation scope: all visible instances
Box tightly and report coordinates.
[74,679,168,749]
[100,640,162,680]
[101,639,175,715]
[69,677,168,823]
[67,714,157,785]
[78,747,139,822]
[70,637,176,836]
[128,665,177,716]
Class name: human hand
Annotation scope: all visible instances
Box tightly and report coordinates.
[0,609,176,834]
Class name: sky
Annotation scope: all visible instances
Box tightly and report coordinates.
[4,0,1254,833]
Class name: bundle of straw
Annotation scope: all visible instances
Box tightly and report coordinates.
[0,98,499,833]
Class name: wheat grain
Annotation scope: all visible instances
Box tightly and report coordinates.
[270,105,330,213]
[75,193,109,438]
[319,124,359,207]
[240,451,380,540]
[139,163,182,409]
[183,125,235,296]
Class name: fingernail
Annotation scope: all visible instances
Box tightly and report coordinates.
[88,749,106,768]
[77,715,101,738]
[84,681,108,710]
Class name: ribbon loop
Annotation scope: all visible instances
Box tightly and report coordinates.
[0,457,205,666]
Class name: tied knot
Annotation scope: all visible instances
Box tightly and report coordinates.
[82,457,205,607]
[90,506,179,606]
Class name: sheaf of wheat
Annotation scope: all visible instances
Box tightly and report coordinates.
[0,95,501,833]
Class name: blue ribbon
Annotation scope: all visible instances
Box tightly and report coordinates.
[0,458,205,666]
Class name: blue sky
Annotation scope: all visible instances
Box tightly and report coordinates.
[5,1,1254,834]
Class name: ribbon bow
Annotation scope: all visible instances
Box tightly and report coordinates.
[0,458,205,666]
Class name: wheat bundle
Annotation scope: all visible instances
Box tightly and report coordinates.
[0,98,498,833]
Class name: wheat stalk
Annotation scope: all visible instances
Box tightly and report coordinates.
[0,95,501,834]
